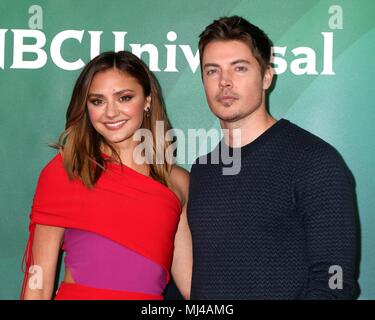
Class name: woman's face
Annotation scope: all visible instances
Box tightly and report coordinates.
[86,68,151,150]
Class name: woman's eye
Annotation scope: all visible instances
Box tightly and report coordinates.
[119,95,133,102]
[90,99,103,106]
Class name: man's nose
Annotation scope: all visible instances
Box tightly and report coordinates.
[219,71,233,88]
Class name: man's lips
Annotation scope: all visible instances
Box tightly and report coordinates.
[218,95,238,101]
[216,94,239,105]
[216,91,239,102]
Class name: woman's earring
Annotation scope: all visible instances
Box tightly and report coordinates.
[145,107,151,118]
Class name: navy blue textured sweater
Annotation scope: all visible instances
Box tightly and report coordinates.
[188,119,357,299]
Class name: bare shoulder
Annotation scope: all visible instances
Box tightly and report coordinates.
[169,165,190,207]
[170,165,190,185]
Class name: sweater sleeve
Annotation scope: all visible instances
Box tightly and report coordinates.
[293,141,358,299]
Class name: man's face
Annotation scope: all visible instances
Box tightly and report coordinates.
[201,40,273,124]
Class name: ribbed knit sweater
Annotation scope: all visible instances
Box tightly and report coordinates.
[188,119,357,299]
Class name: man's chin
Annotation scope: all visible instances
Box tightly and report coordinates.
[216,113,242,123]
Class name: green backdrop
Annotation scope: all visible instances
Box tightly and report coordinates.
[0,0,374,299]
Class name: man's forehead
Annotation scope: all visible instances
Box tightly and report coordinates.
[203,40,254,59]
[203,49,255,67]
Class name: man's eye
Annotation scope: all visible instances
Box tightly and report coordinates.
[119,95,133,102]
[206,69,217,76]
[235,66,247,72]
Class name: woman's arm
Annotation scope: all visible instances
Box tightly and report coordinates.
[169,166,192,300]
[171,202,193,299]
[22,224,64,300]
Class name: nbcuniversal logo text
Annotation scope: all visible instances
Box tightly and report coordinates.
[0,3,344,75]
[0,29,335,75]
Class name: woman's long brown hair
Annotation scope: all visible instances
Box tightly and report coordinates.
[53,51,173,188]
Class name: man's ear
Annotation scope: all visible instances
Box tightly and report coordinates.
[262,66,274,90]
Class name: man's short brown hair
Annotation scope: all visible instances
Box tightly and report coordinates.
[199,16,273,75]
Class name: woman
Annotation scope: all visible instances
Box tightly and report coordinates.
[21,51,192,300]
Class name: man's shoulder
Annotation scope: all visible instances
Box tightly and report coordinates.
[283,121,349,177]
[281,120,340,157]
[282,120,323,146]
[190,144,221,172]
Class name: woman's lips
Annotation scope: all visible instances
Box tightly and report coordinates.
[104,120,127,130]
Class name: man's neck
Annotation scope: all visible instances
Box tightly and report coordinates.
[221,107,277,148]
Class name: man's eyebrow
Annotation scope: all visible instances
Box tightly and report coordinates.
[203,60,251,69]
[230,59,251,65]
[203,63,220,69]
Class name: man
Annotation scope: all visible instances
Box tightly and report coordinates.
[187,16,358,299]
